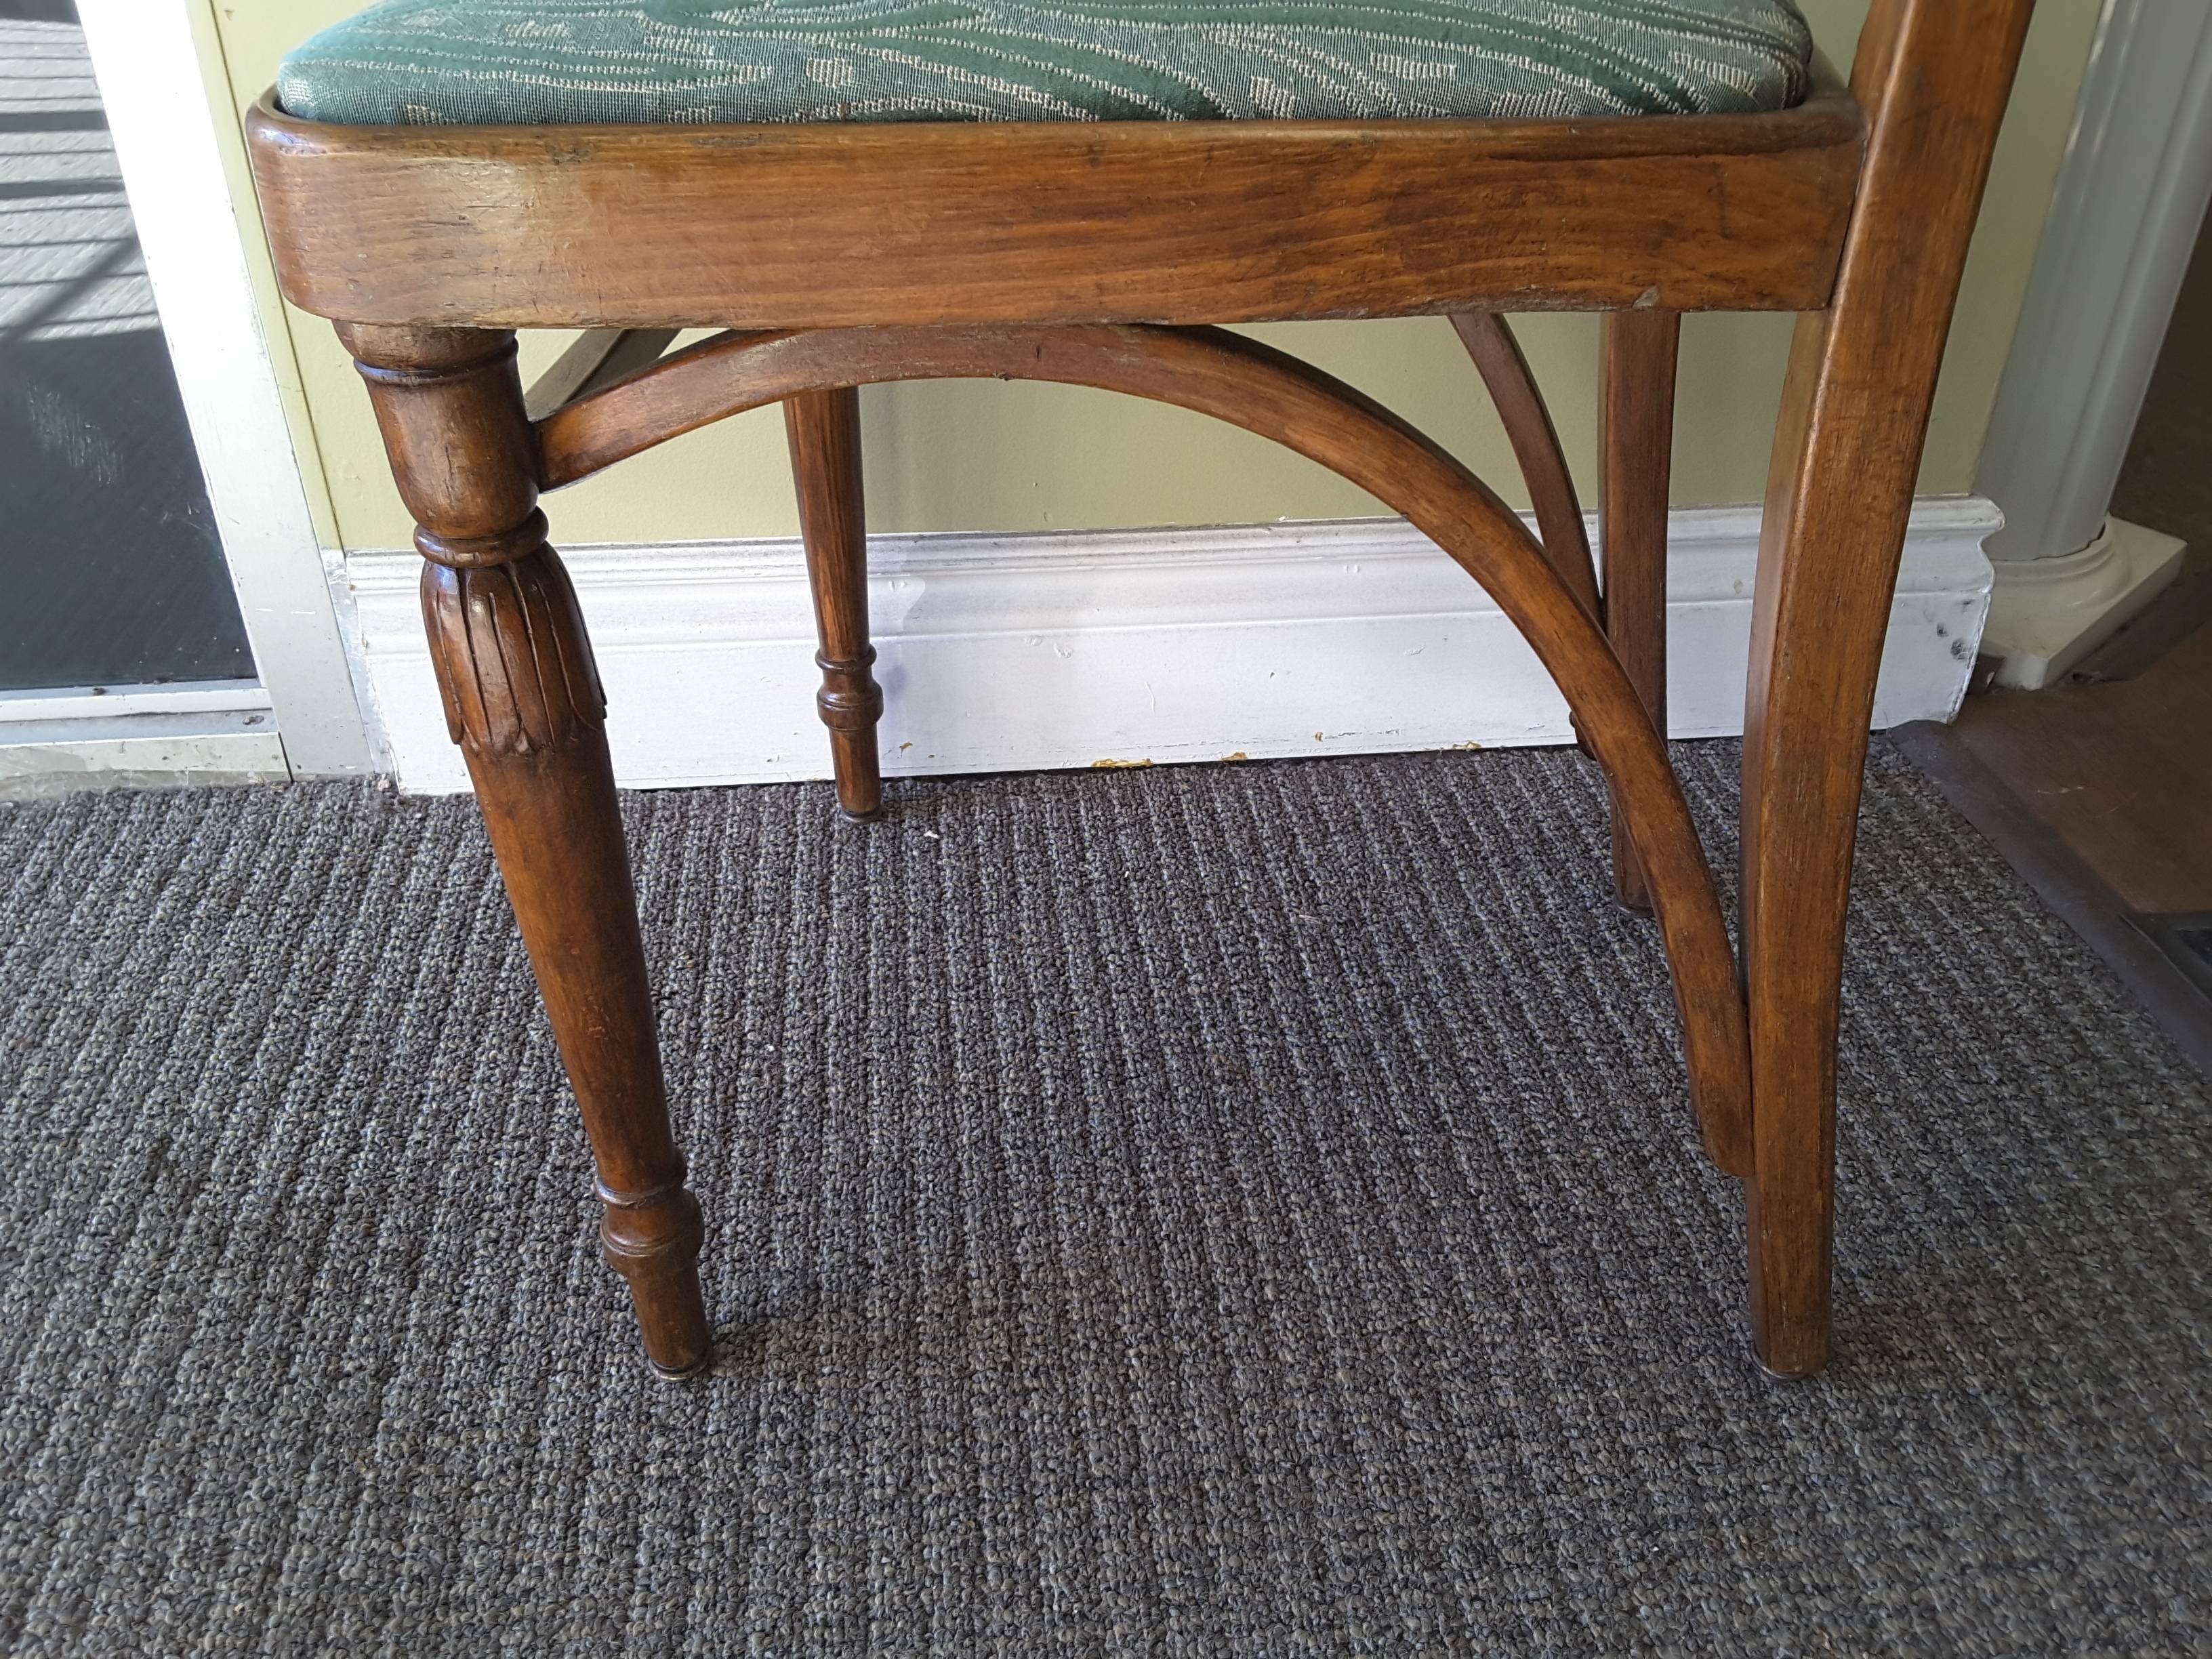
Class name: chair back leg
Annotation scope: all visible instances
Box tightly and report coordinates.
[1599,309,1682,914]
[786,387,885,819]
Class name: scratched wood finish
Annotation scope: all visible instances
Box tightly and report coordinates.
[785,387,884,819]
[1599,309,1682,914]
[338,322,713,1379]
[245,86,1863,330]
[1741,0,2033,1376]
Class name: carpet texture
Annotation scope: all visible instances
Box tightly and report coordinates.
[0,741,2205,1655]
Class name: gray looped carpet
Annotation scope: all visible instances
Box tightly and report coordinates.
[1,741,2205,1655]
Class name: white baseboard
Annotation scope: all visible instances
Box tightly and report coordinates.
[342,499,2001,796]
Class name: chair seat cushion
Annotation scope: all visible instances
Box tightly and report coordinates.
[277,0,1814,127]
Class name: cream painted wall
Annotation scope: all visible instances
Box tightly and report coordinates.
[202,0,2102,554]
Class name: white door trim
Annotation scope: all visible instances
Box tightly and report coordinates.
[1974,0,2212,687]
[68,0,375,777]
[0,680,284,801]
[0,680,272,722]
[0,714,288,803]
[342,501,2001,796]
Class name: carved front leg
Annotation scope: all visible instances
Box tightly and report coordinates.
[344,324,712,1378]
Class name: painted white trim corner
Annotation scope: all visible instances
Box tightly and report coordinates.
[74,0,375,778]
[342,499,2000,796]
[1981,516,2187,689]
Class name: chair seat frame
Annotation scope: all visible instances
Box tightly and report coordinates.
[245,0,2034,1380]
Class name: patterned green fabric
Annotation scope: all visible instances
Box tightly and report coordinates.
[278,0,1813,126]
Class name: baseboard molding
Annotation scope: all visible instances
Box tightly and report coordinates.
[342,499,2001,795]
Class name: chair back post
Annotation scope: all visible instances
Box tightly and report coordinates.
[1847,0,1912,110]
[1740,0,2036,1377]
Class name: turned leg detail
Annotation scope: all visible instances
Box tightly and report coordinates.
[343,323,712,1379]
[785,387,884,819]
[1598,309,1680,916]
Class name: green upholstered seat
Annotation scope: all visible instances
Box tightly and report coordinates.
[278,0,1814,127]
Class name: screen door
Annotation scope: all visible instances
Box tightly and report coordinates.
[0,0,254,692]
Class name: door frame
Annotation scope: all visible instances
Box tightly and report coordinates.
[20,0,377,782]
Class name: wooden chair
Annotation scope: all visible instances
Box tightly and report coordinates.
[245,0,2032,1380]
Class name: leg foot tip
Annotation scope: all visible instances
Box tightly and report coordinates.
[1753,1339,1830,1380]
[651,1351,714,1382]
